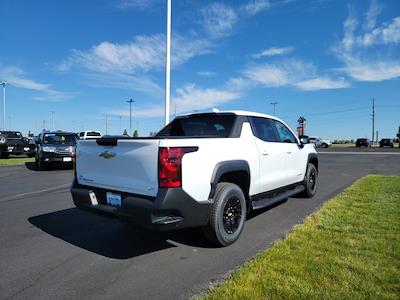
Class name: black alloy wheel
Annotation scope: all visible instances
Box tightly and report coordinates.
[222,196,242,234]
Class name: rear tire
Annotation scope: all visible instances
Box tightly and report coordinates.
[202,182,246,247]
[300,163,318,198]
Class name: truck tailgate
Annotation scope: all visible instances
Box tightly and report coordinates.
[76,139,160,197]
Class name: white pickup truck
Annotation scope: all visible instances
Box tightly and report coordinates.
[71,111,318,246]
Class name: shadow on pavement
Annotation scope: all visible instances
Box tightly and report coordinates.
[29,208,215,259]
[25,162,73,171]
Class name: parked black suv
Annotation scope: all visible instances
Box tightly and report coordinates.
[0,131,36,158]
[35,131,78,170]
[356,138,372,148]
[379,138,394,148]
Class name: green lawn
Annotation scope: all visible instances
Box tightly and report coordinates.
[203,175,400,300]
[0,157,34,166]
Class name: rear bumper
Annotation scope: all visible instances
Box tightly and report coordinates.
[70,178,212,231]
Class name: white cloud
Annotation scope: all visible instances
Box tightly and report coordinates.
[197,71,216,77]
[58,33,213,95]
[244,60,350,90]
[334,3,400,82]
[201,3,238,39]
[105,83,241,118]
[84,72,163,95]
[173,84,241,113]
[363,0,382,31]
[60,34,213,73]
[251,46,294,58]
[296,77,350,91]
[338,59,400,82]
[225,77,252,91]
[115,0,161,11]
[241,0,270,16]
[0,66,68,101]
[244,60,315,87]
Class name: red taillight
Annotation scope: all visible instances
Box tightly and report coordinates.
[158,147,198,188]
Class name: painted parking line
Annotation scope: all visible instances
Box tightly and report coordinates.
[0,183,71,203]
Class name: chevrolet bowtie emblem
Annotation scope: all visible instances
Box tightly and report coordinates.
[99,151,116,159]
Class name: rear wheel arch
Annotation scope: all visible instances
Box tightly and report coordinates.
[209,160,251,207]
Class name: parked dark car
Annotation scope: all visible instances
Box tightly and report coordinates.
[356,138,372,148]
[379,138,394,148]
[35,131,78,170]
[0,131,36,158]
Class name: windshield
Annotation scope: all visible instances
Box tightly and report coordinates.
[43,133,77,144]
[0,131,22,139]
[156,115,236,138]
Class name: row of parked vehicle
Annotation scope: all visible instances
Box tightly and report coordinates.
[356,138,398,148]
[0,130,102,169]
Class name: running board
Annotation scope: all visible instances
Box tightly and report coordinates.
[251,185,305,210]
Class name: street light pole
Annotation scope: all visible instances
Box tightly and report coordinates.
[126,99,135,135]
[50,111,55,130]
[270,101,278,116]
[1,81,8,130]
[165,0,171,125]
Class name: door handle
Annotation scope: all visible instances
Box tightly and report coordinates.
[262,150,269,156]
[286,151,292,154]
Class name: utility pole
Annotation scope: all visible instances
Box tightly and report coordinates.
[43,120,46,130]
[50,111,55,130]
[371,98,375,145]
[270,101,278,116]
[126,98,135,135]
[1,81,8,130]
[105,113,108,135]
[165,0,171,125]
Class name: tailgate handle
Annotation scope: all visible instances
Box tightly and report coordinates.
[96,137,117,146]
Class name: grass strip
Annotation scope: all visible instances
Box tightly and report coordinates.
[203,175,400,300]
[0,157,34,166]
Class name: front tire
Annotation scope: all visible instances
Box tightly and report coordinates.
[37,158,46,170]
[301,163,318,198]
[203,183,246,247]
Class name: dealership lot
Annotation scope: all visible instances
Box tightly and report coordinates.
[1,149,400,300]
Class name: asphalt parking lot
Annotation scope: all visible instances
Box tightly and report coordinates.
[1,148,400,300]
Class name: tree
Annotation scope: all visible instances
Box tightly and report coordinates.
[122,129,128,136]
[133,129,139,137]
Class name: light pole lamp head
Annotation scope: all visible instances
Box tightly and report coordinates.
[1,81,8,87]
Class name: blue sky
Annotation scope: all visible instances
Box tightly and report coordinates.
[0,0,399,139]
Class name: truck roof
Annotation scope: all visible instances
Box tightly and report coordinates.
[178,110,281,122]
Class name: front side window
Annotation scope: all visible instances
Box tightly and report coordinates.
[271,120,297,143]
[249,117,278,142]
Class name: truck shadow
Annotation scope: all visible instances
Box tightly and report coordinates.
[28,208,214,259]
[25,162,73,171]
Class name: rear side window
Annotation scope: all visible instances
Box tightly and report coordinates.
[271,120,297,143]
[249,117,278,142]
[156,115,236,137]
